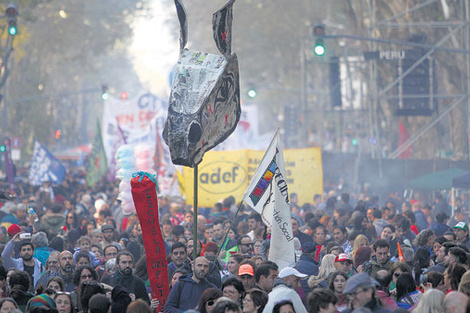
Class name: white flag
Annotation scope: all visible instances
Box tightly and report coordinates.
[242,130,295,269]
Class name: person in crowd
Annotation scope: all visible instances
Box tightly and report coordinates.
[0,298,18,313]
[374,270,398,311]
[349,234,370,261]
[213,219,236,251]
[333,226,353,254]
[443,263,466,292]
[31,232,50,267]
[395,273,421,310]
[389,262,412,296]
[167,242,189,281]
[95,244,119,281]
[453,222,470,249]
[431,212,451,236]
[8,270,34,312]
[421,271,445,293]
[411,288,444,313]
[40,204,66,236]
[341,273,391,313]
[54,290,74,313]
[101,251,150,303]
[428,241,454,273]
[293,241,318,294]
[212,297,241,313]
[413,247,431,284]
[242,289,268,313]
[413,229,436,258]
[237,263,255,291]
[307,288,338,313]
[165,256,216,313]
[71,265,97,312]
[361,239,393,277]
[254,263,278,293]
[312,225,329,262]
[126,299,151,313]
[291,218,312,247]
[45,276,65,292]
[170,268,188,289]
[197,288,223,313]
[25,294,57,313]
[354,246,372,272]
[272,300,297,313]
[262,267,307,313]
[308,254,336,289]
[101,224,122,250]
[328,271,348,311]
[223,254,244,282]
[442,291,468,313]
[221,277,244,306]
[334,253,355,276]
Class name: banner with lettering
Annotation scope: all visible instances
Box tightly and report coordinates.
[183,147,323,207]
[242,130,294,269]
[102,92,176,194]
[131,172,169,310]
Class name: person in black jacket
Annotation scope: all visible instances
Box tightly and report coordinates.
[101,251,149,304]
[164,256,217,313]
[293,242,318,295]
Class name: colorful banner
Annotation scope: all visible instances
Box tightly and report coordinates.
[243,130,295,269]
[131,172,169,311]
[29,141,66,186]
[86,120,108,187]
[183,147,323,207]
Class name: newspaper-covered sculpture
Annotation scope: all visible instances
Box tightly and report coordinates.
[163,0,241,167]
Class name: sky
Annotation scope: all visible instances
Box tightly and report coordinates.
[130,1,178,97]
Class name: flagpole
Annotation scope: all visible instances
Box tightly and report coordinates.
[215,199,244,258]
[193,165,198,260]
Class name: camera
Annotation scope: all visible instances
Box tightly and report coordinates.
[19,233,31,240]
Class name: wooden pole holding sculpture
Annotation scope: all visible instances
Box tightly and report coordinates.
[193,165,198,260]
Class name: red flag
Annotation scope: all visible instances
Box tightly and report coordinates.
[131,172,169,310]
[397,242,406,262]
[398,121,411,159]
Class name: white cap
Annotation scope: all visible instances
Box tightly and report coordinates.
[278,267,308,279]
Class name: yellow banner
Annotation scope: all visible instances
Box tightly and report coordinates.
[183,148,323,207]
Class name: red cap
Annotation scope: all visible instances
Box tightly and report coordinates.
[238,264,254,276]
[8,224,21,236]
[335,253,352,263]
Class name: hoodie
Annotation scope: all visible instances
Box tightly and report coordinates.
[262,278,307,313]
[40,214,66,236]
[164,274,216,313]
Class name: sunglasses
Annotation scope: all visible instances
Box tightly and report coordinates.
[207,300,215,306]
[81,274,94,279]
[394,273,402,278]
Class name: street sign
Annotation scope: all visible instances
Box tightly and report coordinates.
[364,49,423,61]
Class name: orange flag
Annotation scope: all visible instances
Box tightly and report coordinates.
[397,242,405,262]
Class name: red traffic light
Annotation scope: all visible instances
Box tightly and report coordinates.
[5,3,18,16]
[120,91,128,101]
[55,129,61,139]
[313,25,325,37]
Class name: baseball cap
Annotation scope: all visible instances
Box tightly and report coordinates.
[335,253,352,263]
[343,273,380,294]
[454,222,469,232]
[278,267,308,279]
[238,264,254,276]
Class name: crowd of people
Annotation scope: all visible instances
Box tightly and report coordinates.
[0,171,470,313]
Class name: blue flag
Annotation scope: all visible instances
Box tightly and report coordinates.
[29,141,66,185]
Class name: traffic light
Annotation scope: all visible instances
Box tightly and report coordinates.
[101,84,108,100]
[0,144,5,152]
[329,57,342,107]
[5,3,18,36]
[247,88,257,99]
[55,129,61,139]
[120,91,128,101]
[313,25,325,56]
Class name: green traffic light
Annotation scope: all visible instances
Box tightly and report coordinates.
[314,42,325,56]
[247,89,257,98]
[0,145,5,152]
[8,26,16,36]
[352,138,358,146]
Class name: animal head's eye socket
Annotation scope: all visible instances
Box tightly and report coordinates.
[188,122,202,144]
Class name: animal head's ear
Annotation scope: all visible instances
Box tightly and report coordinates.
[174,0,188,53]
[212,0,235,57]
